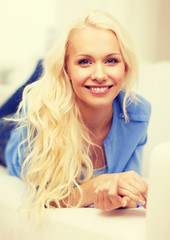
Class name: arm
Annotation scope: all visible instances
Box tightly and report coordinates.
[92,136,148,211]
[75,137,148,210]
[52,171,147,210]
[0,60,43,118]
[64,135,149,210]
[5,124,29,178]
[7,128,147,210]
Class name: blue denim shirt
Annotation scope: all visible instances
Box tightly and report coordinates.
[5,91,151,178]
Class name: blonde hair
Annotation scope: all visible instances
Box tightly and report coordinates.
[16,10,138,214]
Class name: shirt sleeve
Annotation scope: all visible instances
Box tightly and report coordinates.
[5,124,29,178]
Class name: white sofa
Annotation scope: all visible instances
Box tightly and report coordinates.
[0,61,170,239]
[137,61,170,177]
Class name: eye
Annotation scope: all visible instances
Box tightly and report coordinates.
[105,58,119,64]
[78,59,91,65]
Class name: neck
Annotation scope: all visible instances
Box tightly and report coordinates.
[78,103,113,142]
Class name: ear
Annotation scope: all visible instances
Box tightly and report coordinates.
[124,64,128,76]
[65,67,72,83]
[64,54,69,74]
[64,62,68,74]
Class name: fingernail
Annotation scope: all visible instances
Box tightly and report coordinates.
[122,199,127,207]
[139,199,145,205]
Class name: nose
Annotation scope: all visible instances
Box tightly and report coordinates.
[91,63,107,83]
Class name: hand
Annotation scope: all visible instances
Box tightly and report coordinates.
[117,171,148,207]
[93,171,147,211]
[94,175,131,211]
[50,171,147,209]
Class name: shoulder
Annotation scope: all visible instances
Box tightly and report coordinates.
[115,91,151,122]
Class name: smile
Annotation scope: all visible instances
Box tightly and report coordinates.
[85,85,113,93]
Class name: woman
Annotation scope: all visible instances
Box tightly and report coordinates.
[5,10,151,213]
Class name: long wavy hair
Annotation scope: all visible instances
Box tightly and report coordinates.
[16,10,138,213]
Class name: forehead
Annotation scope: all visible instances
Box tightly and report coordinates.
[68,27,121,56]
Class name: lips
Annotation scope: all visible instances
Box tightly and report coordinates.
[84,85,113,93]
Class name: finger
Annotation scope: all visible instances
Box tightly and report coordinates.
[119,171,148,201]
[94,187,105,210]
[121,196,137,208]
[120,196,130,208]
[128,171,148,200]
[95,176,122,211]
[98,180,117,211]
[94,189,99,209]
[103,179,122,211]
[118,173,148,203]
[107,175,123,209]
[130,179,148,202]
[103,186,114,211]
[118,181,146,202]
[107,174,118,202]
[118,187,146,206]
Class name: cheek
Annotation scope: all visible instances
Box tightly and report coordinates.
[109,68,126,84]
[68,70,83,93]
[70,73,82,88]
[69,67,91,86]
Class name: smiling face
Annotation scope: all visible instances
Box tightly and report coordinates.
[66,27,127,111]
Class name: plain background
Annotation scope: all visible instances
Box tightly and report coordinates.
[1,0,170,69]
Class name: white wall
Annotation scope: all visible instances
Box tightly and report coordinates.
[1,0,170,70]
[0,0,57,67]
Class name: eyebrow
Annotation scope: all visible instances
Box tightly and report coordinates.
[75,53,121,57]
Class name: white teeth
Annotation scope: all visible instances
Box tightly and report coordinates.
[90,87,108,92]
